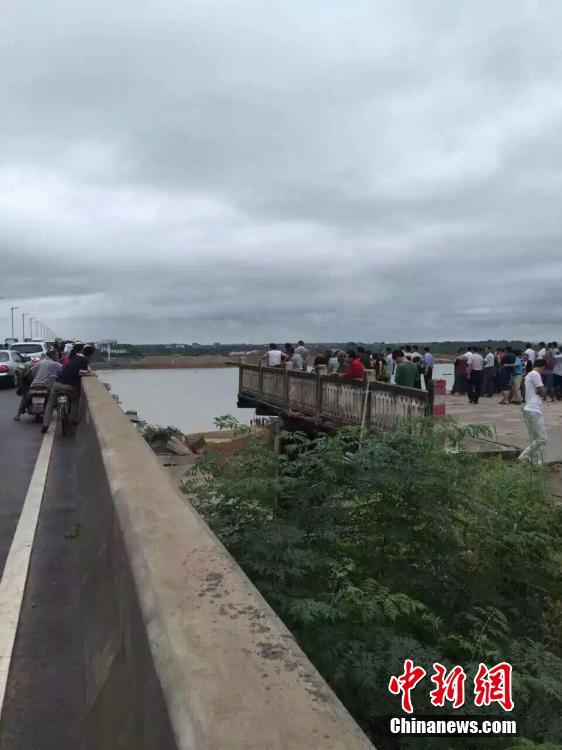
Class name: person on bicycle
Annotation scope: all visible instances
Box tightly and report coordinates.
[15,350,62,420]
[41,344,95,433]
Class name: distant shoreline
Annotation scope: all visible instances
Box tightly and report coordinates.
[93,355,239,371]
[93,354,455,371]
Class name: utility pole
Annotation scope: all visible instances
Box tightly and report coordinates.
[10,306,19,339]
[22,312,28,340]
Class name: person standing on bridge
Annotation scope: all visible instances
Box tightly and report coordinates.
[62,341,83,367]
[261,344,285,368]
[339,350,365,380]
[423,347,434,390]
[41,344,95,433]
[328,350,340,374]
[518,359,548,465]
[294,341,309,370]
[524,342,536,374]
[393,350,418,388]
[284,345,303,371]
[511,349,524,405]
[481,346,496,397]
[385,347,395,382]
[466,346,484,404]
[498,347,516,404]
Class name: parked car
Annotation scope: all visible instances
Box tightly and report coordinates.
[0,349,28,388]
[9,341,48,364]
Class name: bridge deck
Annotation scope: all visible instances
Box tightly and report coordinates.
[0,388,85,749]
[238,364,429,431]
[446,394,562,463]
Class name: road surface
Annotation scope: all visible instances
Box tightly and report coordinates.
[0,386,84,749]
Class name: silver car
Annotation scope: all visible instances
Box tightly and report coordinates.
[0,349,28,388]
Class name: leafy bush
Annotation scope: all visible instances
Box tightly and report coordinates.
[142,424,183,445]
[184,418,562,750]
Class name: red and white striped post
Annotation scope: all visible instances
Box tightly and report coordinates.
[432,379,447,417]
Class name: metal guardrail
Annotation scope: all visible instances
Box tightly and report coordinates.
[239,364,428,430]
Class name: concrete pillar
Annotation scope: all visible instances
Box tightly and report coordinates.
[432,379,446,417]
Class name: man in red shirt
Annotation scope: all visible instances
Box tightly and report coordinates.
[341,350,365,380]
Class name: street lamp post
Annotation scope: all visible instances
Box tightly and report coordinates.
[22,312,28,340]
[10,306,19,340]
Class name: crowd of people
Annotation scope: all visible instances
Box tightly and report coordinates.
[451,342,562,404]
[261,342,435,389]
[14,340,96,432]
[261,339,560,465]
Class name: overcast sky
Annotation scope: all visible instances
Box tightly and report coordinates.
[2,1,562,344]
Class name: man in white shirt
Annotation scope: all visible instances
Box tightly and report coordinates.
[518,359,548,465]
[537,342,547,359]
[466,346,484,403]
[481,346,496,397]
[261,343,285,367]
[524,343,536,367]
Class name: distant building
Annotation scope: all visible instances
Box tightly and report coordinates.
[96,340,130,355]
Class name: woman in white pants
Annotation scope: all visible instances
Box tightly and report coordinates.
[518,360,548,465]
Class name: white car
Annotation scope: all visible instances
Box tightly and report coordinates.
[9,341,48,364]
[0,349,28,388]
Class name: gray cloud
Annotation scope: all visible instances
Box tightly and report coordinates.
[1,0,562,343]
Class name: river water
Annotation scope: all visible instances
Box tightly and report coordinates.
[99,364,454,434]
[100,367,251,433]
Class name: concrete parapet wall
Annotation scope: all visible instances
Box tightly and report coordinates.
[79,379,374,750]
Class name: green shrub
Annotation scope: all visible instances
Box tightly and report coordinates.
[184,419,562,750]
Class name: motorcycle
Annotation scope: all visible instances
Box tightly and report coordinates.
[26,386,50,423]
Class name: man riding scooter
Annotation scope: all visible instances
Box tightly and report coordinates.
[41,344,95,433]
[14,349,62,421]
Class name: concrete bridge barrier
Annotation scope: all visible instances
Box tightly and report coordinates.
[78,379,374,750]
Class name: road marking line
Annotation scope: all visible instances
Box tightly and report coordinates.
[0,428,55,714]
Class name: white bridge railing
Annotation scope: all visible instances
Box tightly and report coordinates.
[239,364,429,431]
